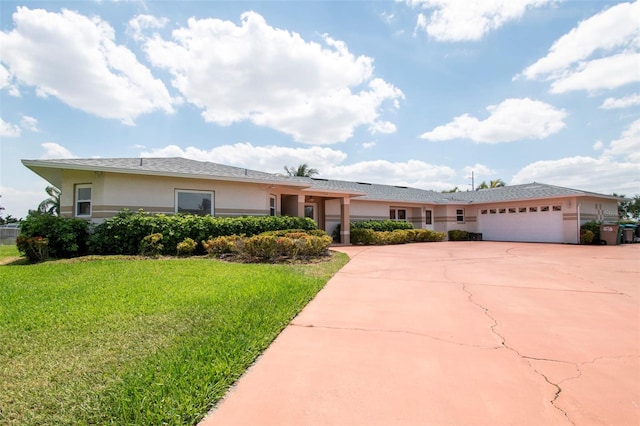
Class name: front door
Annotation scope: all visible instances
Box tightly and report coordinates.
[304,203,318,223]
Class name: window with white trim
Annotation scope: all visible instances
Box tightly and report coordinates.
[75,184,92,217]
[390,208,407,221]
[175,190,214,216]
[456,208,465,223]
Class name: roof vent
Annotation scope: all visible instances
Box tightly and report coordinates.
[311,178,328,181]
[394,185,408,189]
[356,182,371,185]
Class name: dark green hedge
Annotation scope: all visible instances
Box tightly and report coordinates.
[18,211,90,259]
[333,220,414,242]
[89,210,318,255]
[351,228,446,245]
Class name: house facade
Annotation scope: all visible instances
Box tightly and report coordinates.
[22,157,621,244]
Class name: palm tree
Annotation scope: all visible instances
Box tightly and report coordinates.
[38,186,61,215]
[476,179,506,190]
[284,164,319,177]
[489,179,506,188]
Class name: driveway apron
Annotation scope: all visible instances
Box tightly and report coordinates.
[201,242,639,426]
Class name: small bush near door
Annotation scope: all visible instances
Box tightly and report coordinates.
[448,230,469,241]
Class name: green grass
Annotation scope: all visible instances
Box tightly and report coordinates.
[0,244,19,259]
[0,253,348,425]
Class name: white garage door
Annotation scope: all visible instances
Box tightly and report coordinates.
[478,206,564,243]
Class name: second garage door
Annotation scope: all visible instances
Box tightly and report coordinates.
[478,206,564,243]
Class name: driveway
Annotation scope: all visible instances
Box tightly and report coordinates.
[201,242,639,425]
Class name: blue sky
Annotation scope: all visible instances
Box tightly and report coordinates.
[1,0,639,219]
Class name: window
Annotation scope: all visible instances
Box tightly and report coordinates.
[456,209,465,223]
[390,208,407,221]
[553,205,562,211]
[541,206,550,212]
[175,190,214,216]
[425,209,433,225]
[499,208,506,214]
[508,208,516,213]
[75,184,92,217]
[480,209,488,215]
[519,207,527,213]
[269,196,276,216]
[304,205,314,219]
[529,206,538,212]
[490,209,497,214]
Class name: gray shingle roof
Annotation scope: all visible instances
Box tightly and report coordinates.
[23,157,619,204]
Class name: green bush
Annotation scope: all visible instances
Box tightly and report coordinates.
[414,229,447,242]
[350,228,377,245]
[18,211,90,258]
[243,235,279,261]
[176,237,197,256]
[448,230,469,241]
[16,236,49,262]
[580,221,601,243]
[89,210,317,255]
[139,233,163,257]
[580,229,595,245]
[351,220,414,231]
[202,235,242,256]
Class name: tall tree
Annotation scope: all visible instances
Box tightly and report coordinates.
[489,179,506,188]
[38,186,61,216]
[284,164,319,177]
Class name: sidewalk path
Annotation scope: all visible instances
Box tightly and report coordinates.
[201,242,639,425]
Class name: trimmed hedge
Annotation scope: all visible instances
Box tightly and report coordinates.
[202,231,333,261]
[333,219,414,242]
[447,230,469,241]
[89,210,318,255]
[351,228,446,245]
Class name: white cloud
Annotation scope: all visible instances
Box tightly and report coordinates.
[41,142,76,159]
[1,118,21,137]
[602,119,640,162]
[518,1,640,93]
[369,120,397,134]
[600,93,640,109]
[0,7,175,125]
[512,119,640,195]
[142,143,458,191]
[420,98,567,143]
[141,143,348,173]
[19,115,38,132]
[0,184,48,220]
[407,0,557,42]
[463,163,496,178]
[511,156,640,195]
[139,11,403,144]
[128,14,168,40]
[593,140,604,151]
[0,64,20,96]
[362,141,377,149]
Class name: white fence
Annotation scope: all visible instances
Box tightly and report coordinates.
[0,226,20,245]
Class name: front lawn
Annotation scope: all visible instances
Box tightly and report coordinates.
[0,253,348,425]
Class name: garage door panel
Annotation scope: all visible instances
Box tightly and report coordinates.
[479,210,563,243]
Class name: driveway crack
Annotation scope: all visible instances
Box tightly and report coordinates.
[461,282,575,424]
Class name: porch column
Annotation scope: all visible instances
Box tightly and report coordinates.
[297,194,306,218]
[340,197,350,245]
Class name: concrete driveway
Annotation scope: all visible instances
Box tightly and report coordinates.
[201,242,639,425]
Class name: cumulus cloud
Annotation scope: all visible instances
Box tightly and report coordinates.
[420,98,567,143]
[362,141,377,149]
[600,93,640,109]
[518,1,640,93]
[512,119,640,195]
[142,143,458,191]
[141,143,348,173]
[1,118,21,137]
[41,142,76,159]
[0,7,175,125]
[136,11,403,144]
[0,64,20,96]
[128,14,168,40]
[0,184,48,220]
[407,0,557,42]
[463,163,496,178]
[602,119,640,162]
[19,115,38,132]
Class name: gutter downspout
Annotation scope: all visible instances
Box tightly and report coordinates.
[577,203,582,244]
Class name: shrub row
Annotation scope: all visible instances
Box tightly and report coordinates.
[17,210,319,260]
[447,230,469,241]
[89,210,318,255]
[351,228,445,245]
[202,231,333,261]
[333,220,414,242]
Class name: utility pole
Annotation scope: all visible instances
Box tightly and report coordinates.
[469,171,475,191]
